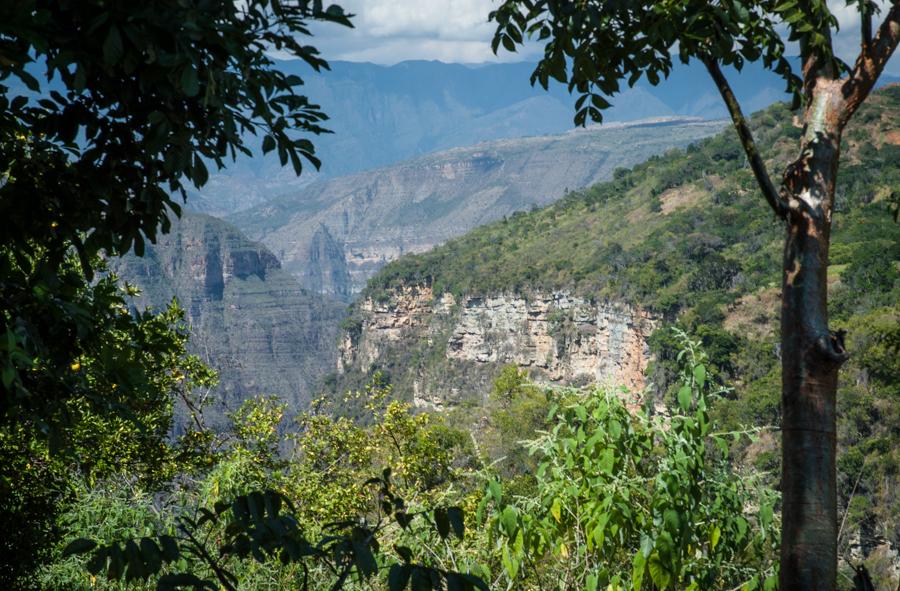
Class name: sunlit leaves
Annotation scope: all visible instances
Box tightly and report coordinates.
[484,330,780,590]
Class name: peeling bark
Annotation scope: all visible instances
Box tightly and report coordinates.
[779,80,850,591]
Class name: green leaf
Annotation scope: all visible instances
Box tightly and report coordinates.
[710,526,721,551]
[499,506,518,537]
[631,550,646,590]
[181,66,200,97]
[488,480,502,504]
[262,135,277,154]
[434,507,450,539]
[394,545,413,563]
[677,385,692,411]
[62,538,97,557]
[102,25,124,67]
[389,564,411,591]
[663,509,681,533]
[648,553,671,589]
[693,364,706,388]
[586,573,598,591]
[158,535,179,562]
[139,538,163,574]
[501,545,519,579]
[396,511,412,529]
[447,506,465,539]
[550,498,562,522]
[353,538,378,578]
[759,504,773,527]
[598,448,615,474]
[411,567,433,591]
[86,550,107,576]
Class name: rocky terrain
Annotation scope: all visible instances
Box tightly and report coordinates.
[114,214,344,426]
[230,118,725,298]
[338,285,657,410]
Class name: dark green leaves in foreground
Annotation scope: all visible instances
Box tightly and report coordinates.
[67,473,485,591]
[489,0,811,125]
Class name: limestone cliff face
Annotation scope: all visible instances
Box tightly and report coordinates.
[115,214,344,426]
[304,224,352,300]
[338,285,657,409]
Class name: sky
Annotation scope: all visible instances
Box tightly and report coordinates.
[309,1,899,76]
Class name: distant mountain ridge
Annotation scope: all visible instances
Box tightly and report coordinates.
[229,117,725,298]
[194,57,877,215]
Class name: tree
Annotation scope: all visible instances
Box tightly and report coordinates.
[1,2,351,585]
[0,0,351,440]
[489,1,899,588]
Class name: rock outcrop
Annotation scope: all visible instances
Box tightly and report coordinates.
[115,214,344,426]
[338,285,657,409]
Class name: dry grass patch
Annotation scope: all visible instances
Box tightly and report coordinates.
[723,286,781,339]
[660,184,707,215]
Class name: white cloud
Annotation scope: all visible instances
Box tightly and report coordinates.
[307,1,897,75]
[309,0,538,64]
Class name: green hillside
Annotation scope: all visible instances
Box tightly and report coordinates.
[358,87,900,561]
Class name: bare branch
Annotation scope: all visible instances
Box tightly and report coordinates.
[702,57,788,220]
[842,2,900,123]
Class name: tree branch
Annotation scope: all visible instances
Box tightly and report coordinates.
[842,2,900,124]
[861,0,873,48]
[702,57,788,220]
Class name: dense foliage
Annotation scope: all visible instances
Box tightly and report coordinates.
[358,88,900,587]
[1,3,355,586]
[49,335,786,591]
[0,267,217,587]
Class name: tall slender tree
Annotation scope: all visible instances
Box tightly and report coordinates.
[489,1,899,588]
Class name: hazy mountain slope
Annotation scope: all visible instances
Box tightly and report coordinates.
[230,118,725,297]
[189,58,825,215]
[114,214,344,425]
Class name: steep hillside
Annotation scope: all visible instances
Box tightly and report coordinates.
[114,214,344,426]
[335,88,900,559]
[230,118,724,297]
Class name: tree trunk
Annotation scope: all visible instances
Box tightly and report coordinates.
[779,80,849,591]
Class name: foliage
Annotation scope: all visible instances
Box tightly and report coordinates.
[65,474,486,591]
[1,4,349,585]
[0,0,351,454]
[351,90,899,586]
[57,377,488,591]
[0,0,351,264]
[481,332,779,590]
[489,0,808,126]
[0,261,217,588]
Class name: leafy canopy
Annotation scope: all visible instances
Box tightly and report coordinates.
[0,0,351,439]
[0,0,352,264]
[487,0,877,124]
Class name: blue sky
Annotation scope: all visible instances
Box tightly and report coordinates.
[310,1,898,76]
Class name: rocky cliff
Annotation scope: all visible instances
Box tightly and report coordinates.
[231,118,725,297]
[114,214,344,426]
[337,285,657,410]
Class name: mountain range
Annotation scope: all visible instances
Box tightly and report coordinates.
[228,117,725,297]
[191,57,866,215]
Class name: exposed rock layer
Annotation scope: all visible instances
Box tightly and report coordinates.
[115,214,344,426]
[231,119,725,298]
[338,286,657,410]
